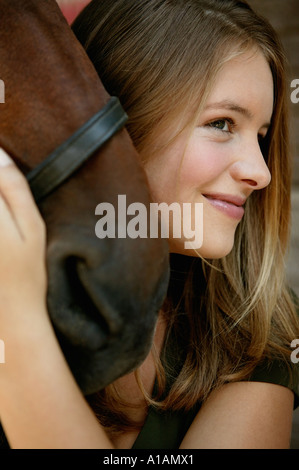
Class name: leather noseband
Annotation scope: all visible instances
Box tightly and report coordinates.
[27,97,128,203]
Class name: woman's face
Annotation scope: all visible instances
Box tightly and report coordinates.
[144,50,273,258]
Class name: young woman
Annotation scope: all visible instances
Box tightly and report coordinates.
[0,0,298,449]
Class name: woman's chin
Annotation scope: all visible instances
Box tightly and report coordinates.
[169,238,235,259]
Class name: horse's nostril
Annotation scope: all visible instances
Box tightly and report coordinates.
[46,254,111,351]
[64,256,111,337]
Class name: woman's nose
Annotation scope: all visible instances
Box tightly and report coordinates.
[230,139,271,190]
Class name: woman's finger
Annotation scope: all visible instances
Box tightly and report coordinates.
[0,148,45,237]
[0,149,26,240]
[0,184,21,242]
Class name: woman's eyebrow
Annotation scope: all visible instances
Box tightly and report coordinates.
[205,99,271,129]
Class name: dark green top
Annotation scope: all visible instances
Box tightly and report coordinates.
[132,357,299,449]
[132,254,299,449]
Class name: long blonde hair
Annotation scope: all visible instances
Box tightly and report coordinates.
[73,0,299,431]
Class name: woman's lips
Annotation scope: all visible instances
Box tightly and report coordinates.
[203,193,245,220]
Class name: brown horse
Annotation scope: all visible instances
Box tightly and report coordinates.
[0,0,169,394]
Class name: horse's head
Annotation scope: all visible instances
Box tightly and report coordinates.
[0,0,169,394]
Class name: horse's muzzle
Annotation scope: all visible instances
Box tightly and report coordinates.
[46,230,169,395]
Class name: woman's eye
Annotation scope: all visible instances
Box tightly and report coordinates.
[207,119,232,132]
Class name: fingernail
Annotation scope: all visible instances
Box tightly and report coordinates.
[0,148,13,167]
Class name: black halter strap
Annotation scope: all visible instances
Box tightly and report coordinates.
[27,97,128,203]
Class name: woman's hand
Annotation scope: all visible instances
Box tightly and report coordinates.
[0,149,47,339]
[0,148,113,449]
[0,148,47,327]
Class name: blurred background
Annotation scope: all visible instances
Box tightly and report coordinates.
[56,0,299,448]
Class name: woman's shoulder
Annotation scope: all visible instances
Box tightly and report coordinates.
[249,353,299,408]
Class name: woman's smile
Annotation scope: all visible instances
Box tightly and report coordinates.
[202,193,246,220]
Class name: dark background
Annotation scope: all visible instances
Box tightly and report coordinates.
[247,0,299,448]
[248,0,299,295]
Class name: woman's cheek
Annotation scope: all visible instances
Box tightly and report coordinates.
[181,141,230,188]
